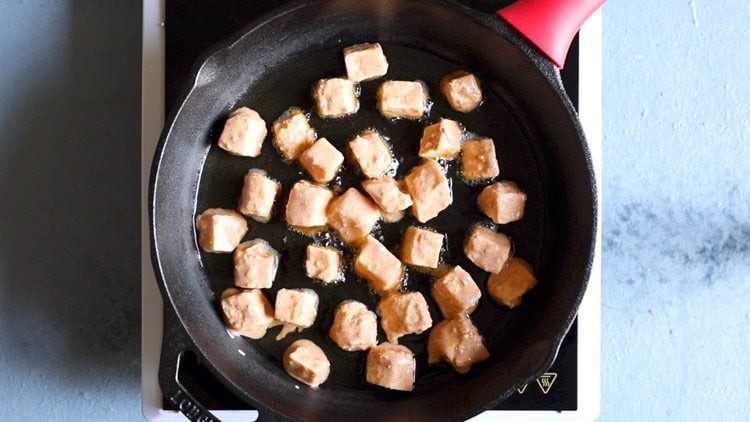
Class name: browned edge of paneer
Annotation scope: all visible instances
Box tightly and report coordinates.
[463,224,512,274]
[298,137,345,183]
[220,288,274,340]
[401,226,444,269]
[477,180,527,224]
[272,108,316,161]
[487,257,538,308]
[285,180,334,231]
[440,70,483,113]
[217,107,268,157]
[461,138,499,180]
[326,188,381,245]
[376,80,428,120]
[343,42,389,82]
[283,339,331,388]
[195,208,248,253]
[305,244,343,283]
[354,235,404,295]
[238,170,281,222]
[233,239,280,289]
[404,159,452,223]
[432,265,481,318]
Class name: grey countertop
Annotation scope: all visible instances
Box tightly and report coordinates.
[0,1,747,420]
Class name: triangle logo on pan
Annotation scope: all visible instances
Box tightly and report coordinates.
[536,372,558,394]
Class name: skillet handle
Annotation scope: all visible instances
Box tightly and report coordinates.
[497,0,606,68]
[159,307,291,421]
[159,308,223,422]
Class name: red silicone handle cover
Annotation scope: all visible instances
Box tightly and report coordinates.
[497,0,606,68]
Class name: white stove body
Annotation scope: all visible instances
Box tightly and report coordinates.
[141,1,602,420]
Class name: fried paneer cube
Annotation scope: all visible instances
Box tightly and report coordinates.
[327,188,381,245]
[366,342,416,392]
[343,42,389,82]
[305,244,342,283]
[285,180,333,229]
[283,339,331,388]
[462,138,499,180]
[404,159,452,223]
[401,226,443,269]
[419,119,463,159]
[329,300,378,352]
[379,292,433,344]
[220,288,274,339]
[432,265,481,318]
[377,80,427,120]
[238,170,280,222]
[487,257,537,308]
[233,239,279,289]
[477,181,527,224]
[217,107,267,157]
[464,225,511,274]
[195,208,248,253]
[274,288,319,340]
[299,137,344,183]
[313,78,360,118]
[272,108,316,160]
[361,177,412,214]
[427,315,489,374]
[440,70,483,113]
[354,236,404,295]
[348,130,393,178]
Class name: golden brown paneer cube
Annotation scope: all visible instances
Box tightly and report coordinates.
[440,70,483,113]
[462,138,499,180]
[487,257,537,308]
[217,107,267,157]
[366,342,415,392]
[404,159,452,223]
[285,180,333,229]
[343,42,389,82]
[272,108,316,160]
[305,244,342,283]
[195,208,248,253]
[329,300,378,352]
[354,236,404,295]
[274,288,319,340]
[233,240,279,289]
[220,288,274,339]
[313,78,360,118]
[464,225,511,274]
[361,177,413,214]
[327,188,381,245]
[401,226,443,269]
[298,137,344,183]
[377,80,428,120]
[348,130,393,178]
[238,170,281,222]
[379,291,433,344]
[477,181,527,224]
[432,265,481,318]
[427,315,489,374]
[419,119,463,159]
[283,339,331,388]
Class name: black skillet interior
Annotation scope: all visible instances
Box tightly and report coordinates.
[151,0,595,420]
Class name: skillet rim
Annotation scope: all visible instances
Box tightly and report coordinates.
[149,0,598,419]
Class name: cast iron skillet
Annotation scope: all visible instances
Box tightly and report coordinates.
[150,0,602,420]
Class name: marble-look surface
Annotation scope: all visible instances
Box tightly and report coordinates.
[601,0,749,420]
[0,0,747,421]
